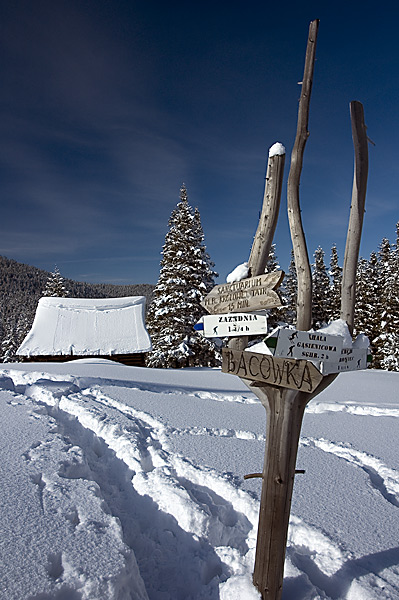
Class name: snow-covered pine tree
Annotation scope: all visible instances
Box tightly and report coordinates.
[265,244,284,329]
[0,318,17,363]
[373,235,399,370]
[355,250,383,367]
[266,243,279,273]
[328,244,342,322]
[354,256,374,343]
[380,222,399,370]
[0,313,30,362]
[282,250,297,326]
[311,246,330,329]
[146,184,220,368]
[43,266,70,297]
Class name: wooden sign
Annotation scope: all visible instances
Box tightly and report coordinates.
[320,347,368,374]
[201,271,284,314]
[272,328,343,362]
[222,347,323,393]
[195,313,268,338]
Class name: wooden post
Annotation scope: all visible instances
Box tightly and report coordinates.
[252,386,309,598]
[287,19,319,331]
[216,19,368,600]
[249,110,368,600]
[249,22,320,598]
[229,146,286,354]
[248,150,286,277]
[341,101,369,334]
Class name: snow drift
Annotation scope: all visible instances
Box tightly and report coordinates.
[1,361,399,599]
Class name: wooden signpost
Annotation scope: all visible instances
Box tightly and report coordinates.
[201,19,369,600]
[200,271,284,314]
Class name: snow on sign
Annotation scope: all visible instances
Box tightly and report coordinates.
[195,313,268,338]
[201,271,284,315]
[272,328,344,362]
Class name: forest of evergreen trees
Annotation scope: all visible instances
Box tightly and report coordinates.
[0,255,154,362]
[1,220,399,370]
[275,222,399,371]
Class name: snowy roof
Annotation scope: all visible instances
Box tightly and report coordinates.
[17,296,152,357]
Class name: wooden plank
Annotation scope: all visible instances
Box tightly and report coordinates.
[222,348,323,393]
[201,271,284,314]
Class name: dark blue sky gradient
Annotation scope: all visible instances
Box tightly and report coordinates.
[1,1,398,284]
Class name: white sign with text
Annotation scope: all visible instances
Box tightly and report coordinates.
[273,328,344,362]
[196,313,268,338]
[320,347,369,374]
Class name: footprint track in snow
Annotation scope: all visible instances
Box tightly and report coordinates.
[26,383,260,564]
[83,385,265,444]
[20,380,263,596]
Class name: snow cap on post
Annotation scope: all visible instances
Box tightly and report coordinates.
[226,262,249,283]
[269,142,286,157]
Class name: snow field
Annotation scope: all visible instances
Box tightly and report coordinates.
[1,363,399,599]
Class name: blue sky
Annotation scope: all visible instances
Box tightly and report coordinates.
[1,1,398,285]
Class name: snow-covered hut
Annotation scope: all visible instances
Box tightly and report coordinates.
[17,296,152,366]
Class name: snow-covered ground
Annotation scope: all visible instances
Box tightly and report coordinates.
[1,360,399,600]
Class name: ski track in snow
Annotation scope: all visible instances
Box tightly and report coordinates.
[307,401,399,418]
[2,368,399,599]
[300,437,399,509]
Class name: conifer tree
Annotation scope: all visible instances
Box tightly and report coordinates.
[354,256,374,342]
[381,222,399,370]
[374,236,399,370]
[43,266,70,297]
[146,184,220,368]
[370,239,391,368]
[311,246,330,328]
[363,251,382,358]
[0,318,17,363]
[265,244,283,329]
[283,250,297,326]
[328,244,342,322]
[0,314,30,362]
[266,244,280,273]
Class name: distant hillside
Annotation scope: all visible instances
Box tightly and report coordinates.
[0,255,154,361]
